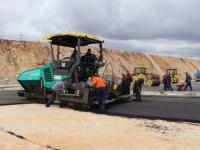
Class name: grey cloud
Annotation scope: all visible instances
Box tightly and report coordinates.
[59,0,200,41]
[0,0,200,58]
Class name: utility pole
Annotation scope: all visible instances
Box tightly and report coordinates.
[20,34,23,41]
[151,51,153,73]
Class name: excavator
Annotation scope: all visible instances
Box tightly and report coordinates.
[17,32,132,109]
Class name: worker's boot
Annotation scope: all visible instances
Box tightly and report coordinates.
[136,97,142,101]
[101,106,105,113]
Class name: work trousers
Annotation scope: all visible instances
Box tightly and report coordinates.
[96,86,106,108]
[134,86,141,99]
[135,91,141,99]
[127,83,131,94]
[167,82,173,91]
[184,82,192,91]
[47,90,56,105]
[163,81,168,91]
[122,83,129,95]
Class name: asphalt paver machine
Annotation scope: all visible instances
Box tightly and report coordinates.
[17,32,132,109]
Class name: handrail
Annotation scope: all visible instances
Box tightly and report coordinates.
[102,63,114,81]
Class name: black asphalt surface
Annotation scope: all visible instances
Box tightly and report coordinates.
[101,96,200,123]
[0,87,200,123]
[0,90,35,105]
[139,81,200,91]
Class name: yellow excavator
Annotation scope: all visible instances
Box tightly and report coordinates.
[131,66,160,86]
[166,69,180,83]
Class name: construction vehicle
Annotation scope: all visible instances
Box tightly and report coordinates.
[131,66,160,86]
[194,70,200,82]
[17,32,132,109]
[166,69,180,83]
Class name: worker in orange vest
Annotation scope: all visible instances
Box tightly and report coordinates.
[89,76,107,112]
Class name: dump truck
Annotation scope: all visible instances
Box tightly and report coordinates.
[131,66,160,86]
[17,32,132,109]
[166,69,180,83]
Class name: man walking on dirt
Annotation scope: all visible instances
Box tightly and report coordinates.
[184,72,192,91]
[89,76,107,112]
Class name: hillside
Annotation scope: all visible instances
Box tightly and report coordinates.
[0,39,200,83]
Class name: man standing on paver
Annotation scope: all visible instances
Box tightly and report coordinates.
[126,70,132,94]
[184,72,192,91]
[121,74,128,95]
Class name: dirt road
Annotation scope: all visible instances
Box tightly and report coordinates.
[0,104,199,150]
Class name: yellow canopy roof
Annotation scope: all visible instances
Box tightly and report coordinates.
[43,32,104,47]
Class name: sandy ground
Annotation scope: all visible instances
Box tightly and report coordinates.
[0,104,200,150]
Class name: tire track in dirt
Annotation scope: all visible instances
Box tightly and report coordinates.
[0,127,59,150]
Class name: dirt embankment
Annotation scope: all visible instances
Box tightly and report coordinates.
[0,39,200,83]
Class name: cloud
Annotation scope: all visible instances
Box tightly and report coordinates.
[104,38,200,58]
[0,0,200,58]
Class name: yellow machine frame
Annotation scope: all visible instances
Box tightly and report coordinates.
[131,66,160,86]
[166,69,180,83]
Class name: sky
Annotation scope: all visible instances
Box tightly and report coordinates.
[1,0,200,59]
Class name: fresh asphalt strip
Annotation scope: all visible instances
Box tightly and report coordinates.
[141,91,200,98]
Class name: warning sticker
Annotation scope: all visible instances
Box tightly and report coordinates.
[62,63,65,67]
